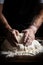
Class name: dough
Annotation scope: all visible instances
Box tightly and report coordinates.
[17,44,24,51]
[16,33,24,43]
[1,33,43,57]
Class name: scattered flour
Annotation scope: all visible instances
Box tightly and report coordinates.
[1,33,43,57]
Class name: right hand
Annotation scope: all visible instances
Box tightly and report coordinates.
[6,29,19,47]
[22,28,35,46]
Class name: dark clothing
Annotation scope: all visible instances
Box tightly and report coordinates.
[3,0,39,30]
[2,0,43,36]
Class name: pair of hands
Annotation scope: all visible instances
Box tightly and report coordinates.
[6,28,35,47]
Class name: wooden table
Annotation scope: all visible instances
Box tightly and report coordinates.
[0,53,43,62]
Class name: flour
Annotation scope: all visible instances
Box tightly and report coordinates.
[1,33,43,57]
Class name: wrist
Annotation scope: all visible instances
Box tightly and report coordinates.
[29,25,38,34]
[5,25,12,31]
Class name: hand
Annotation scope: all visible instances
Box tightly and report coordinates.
[5,29,19,47]
[22,28,35,46]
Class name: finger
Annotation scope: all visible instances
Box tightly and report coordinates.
[26,36,32,45]
[12,32,18,43]
[26,37,29,43]
[24,33,28,43]
[26,40,32,46]
[14,35,18,43]
[25,34,29,42]
[25,40,30,46]
[12,41,18,47]
[13,31,18,43]
[15,30,19,36]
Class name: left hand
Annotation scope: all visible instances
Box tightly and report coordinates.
[5,29,19,47]
[22,28,35,46]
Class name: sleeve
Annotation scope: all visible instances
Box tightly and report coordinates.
[0,0,4,4]
[39,0,43,3]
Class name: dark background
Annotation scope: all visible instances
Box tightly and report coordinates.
[0,0,43,62]
[2,0,43,37]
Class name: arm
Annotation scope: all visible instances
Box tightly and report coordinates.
[22,1,43,45]
[0,4,12,31]
[29,1,43,34]
[0,4,19,47]
[29,10,43,34]
[22,9,43,45]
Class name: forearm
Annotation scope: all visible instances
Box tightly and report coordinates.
[0,13,12,31]
[29,10,43,34]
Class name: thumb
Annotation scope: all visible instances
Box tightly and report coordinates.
[15,30,19,36]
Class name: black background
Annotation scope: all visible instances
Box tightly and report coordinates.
[2,0,43,37]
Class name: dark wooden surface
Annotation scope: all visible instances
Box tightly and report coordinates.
[0,53,43,62]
